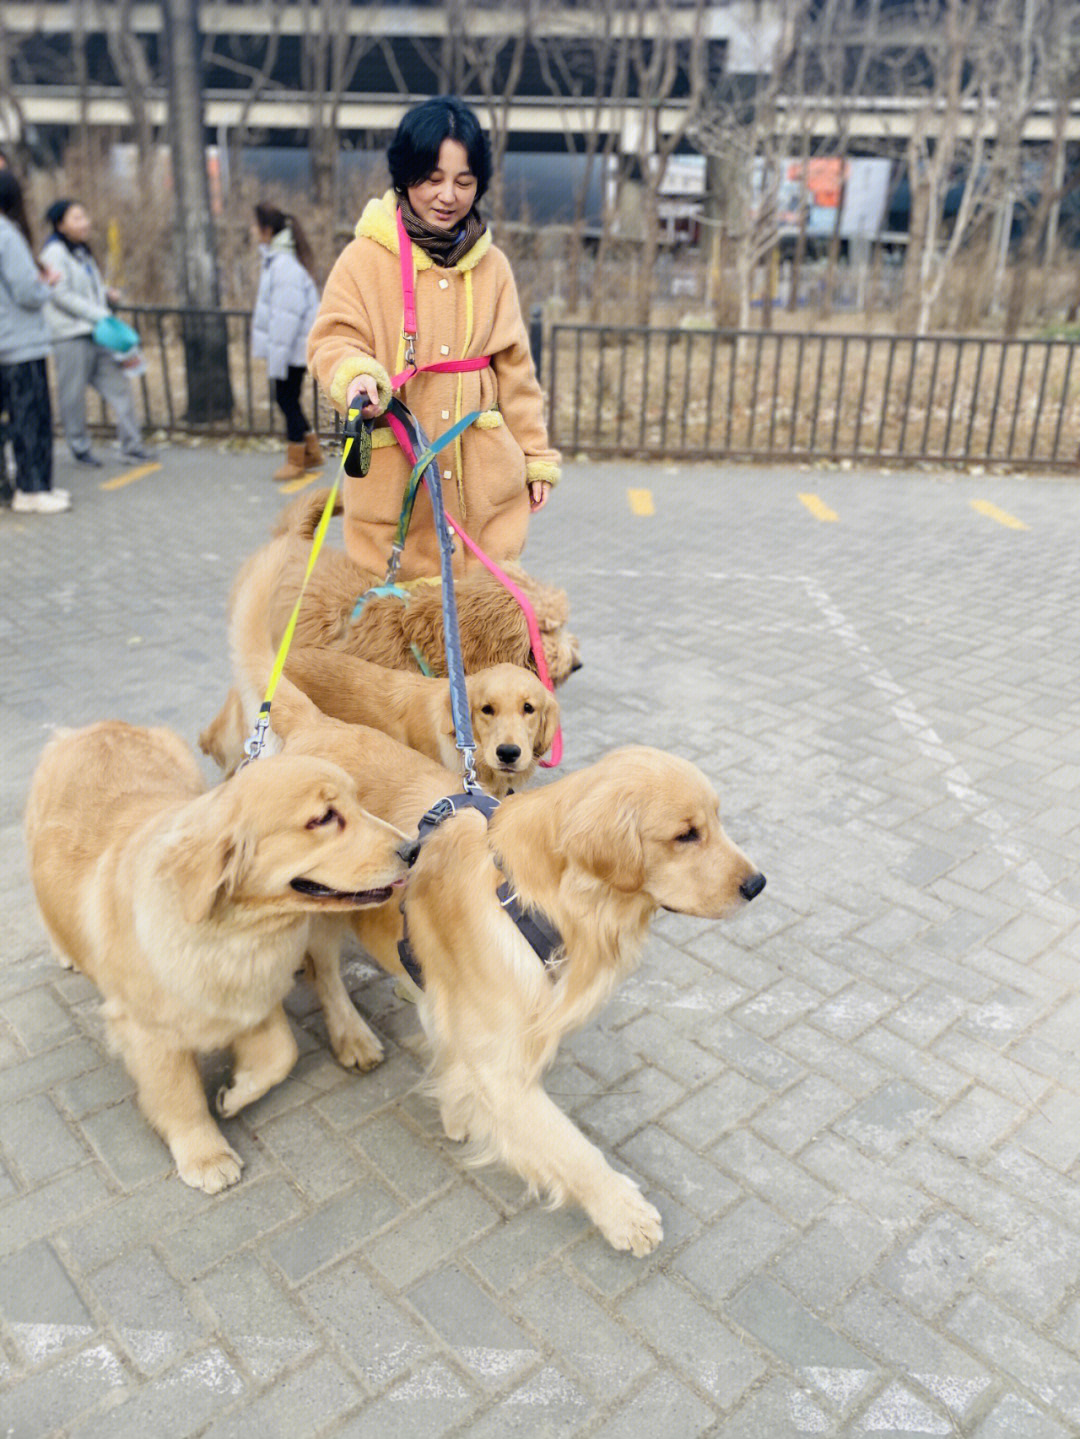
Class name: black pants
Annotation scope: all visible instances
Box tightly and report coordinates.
[0,357,53,493]
[275,366,310,444]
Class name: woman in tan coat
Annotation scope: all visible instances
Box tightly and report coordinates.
[307,96,560,581]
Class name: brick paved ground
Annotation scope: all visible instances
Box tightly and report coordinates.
[2,441,1079,1437]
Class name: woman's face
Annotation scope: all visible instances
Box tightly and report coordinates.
[406,139,477,231]
[59,204,92,244]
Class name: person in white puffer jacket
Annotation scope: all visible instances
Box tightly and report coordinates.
[251,203,323,482]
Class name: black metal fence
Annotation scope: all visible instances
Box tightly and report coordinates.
[547,324,1080,471]
[104,304,1079,471]
[100,303,331,439]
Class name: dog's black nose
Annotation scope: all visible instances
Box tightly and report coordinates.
[740,872,766,901]
[496,744,522,764]
[571,656,584,672]
[398,838,422,868]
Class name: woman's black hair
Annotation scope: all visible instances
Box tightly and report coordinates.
[0,169,35,251]
[253,201,317,281]
[387,96,492,203]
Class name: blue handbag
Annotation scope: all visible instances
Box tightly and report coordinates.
[92,315,140,354]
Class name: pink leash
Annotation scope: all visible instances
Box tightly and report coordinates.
[382,407,563,770]
[393,207,490,389]
[444,515,563,768]
[391,206,562,767]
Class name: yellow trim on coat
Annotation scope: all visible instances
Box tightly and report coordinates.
[330,355,392,414]
[355,192,493,273]
[453,267,478,507]
[525,459,561,487]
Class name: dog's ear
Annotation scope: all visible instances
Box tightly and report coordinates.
[198,689,246,775]
[563,788,644,892]
[166,809,257,925]
[533,689,560,757]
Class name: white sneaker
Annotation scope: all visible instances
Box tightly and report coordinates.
[12,489,71,513]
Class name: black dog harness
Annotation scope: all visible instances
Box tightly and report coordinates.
[397,792,563,990]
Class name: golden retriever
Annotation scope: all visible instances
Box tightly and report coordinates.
[209,516,560,796]
[387,746,765,1256]
[24,721,415,1193]
[283,649,559,799]
[234,676,765,1255]
[264,489,581,684]
[203,670,557,800]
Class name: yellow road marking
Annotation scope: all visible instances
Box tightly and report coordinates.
[798,492,838,522]
[628,488,655,516]
[279,473,318,495]
[100,462,162,491]
[971,499,1028,530]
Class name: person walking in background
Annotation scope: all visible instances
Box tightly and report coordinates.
[40,198,151,466]
[0,170,69,514]
[307,95,559,581]
[251,203,323,482]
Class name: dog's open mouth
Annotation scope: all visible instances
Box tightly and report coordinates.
[291,878,395,905]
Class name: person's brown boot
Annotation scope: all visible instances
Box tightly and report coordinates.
[273,442,308,481]
[303,432,325,467]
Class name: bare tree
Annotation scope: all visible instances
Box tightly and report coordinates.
[161,0,234,422]
[694,0,809,330]
[298,0,380,211]
[619,0,709,323]
[1001,0,1080,330]
[891,0,999,334]
[96,0,157,198]
[534,0,630,314]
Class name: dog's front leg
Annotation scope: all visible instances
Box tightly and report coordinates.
[306,920,384,1070]
[109,1014,243,1193]
[473,1079,663,1257]
[217,1005,299,1117]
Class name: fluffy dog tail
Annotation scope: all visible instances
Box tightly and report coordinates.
[272,487,342,540]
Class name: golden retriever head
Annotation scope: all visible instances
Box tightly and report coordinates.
[449,665,560,796]
[560,747,764,918]
[168,754,417,924]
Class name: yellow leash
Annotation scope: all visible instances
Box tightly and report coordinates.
[240,410,359,766]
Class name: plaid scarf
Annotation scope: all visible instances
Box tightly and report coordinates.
[397,193,486,269]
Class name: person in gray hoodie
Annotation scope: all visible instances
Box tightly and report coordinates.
[41,198,150,466]
[0,170,69,513]
[251,203,323,481]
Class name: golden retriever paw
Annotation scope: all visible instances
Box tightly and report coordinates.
[596,1177,663,1257]
[173,1135,244,1194]
[330,1018,384,1071]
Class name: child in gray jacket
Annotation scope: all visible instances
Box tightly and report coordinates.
[41,198,150,465]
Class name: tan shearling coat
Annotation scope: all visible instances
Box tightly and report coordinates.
[307,192,560,581]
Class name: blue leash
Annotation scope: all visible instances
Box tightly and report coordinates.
[380,397,482,793]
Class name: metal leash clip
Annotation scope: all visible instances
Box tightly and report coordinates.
[238,703,271,770]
